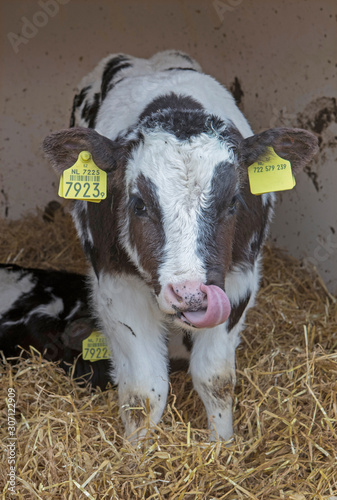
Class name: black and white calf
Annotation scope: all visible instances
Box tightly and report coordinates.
[43,50,318,441]
[0,264,110,389]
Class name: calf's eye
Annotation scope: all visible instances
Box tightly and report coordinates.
[133,197,147,216]
[228,196,238,213]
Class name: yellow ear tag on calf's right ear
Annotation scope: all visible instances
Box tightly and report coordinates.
[58,151,107,203]
[248,147,296,196]
[82,331,111,362]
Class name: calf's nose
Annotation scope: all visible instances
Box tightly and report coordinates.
[164,280,207,309]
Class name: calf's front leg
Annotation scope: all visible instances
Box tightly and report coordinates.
[94,274,169,441]
[189,325,238,441]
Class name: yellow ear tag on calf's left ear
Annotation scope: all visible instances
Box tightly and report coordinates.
[248,146,296,196]
[58,151,107,203]
[82,331,111,362]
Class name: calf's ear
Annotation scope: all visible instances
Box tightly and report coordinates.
[241,127,319,175]
[42,127,120,174]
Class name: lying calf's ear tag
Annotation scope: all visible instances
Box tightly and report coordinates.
[248,146,296,195]
[82,331,111,362]
[58,151,107,203]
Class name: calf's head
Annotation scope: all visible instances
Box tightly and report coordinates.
[43,119,318,330]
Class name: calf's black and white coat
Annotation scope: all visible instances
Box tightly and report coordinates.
[43,50,318,441]
[0,264,110,389]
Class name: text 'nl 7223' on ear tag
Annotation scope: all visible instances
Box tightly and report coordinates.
[82,331,112,362]
[248,146,296,196]
[58,151,107,203]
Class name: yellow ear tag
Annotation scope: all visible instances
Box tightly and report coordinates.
[58,151,107,203]
[248,147,296,195]
[82,331,111,362]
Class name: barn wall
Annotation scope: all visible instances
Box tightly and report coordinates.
[1,0,336,291]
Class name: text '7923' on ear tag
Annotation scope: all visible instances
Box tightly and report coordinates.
[82,331,111,362]
[58,151,107,203]
[248,147,296,196]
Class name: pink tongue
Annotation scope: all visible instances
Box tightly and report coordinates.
[182,284,231,329]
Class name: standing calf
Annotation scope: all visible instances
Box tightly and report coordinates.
[43,50,318,441]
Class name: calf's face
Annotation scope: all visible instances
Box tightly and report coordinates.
[43,124,241,330]
[43,123,318,331]
[122,129,240,329]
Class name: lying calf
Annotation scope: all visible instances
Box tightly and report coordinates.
[43,50,318,441]
[0,263,109,389]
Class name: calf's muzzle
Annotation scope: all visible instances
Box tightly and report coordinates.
[163,280,231,329]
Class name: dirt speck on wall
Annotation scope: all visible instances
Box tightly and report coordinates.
[229,77,244,106]
[297,97,337,154]
[276,97,337,193]
[0,188,9,218]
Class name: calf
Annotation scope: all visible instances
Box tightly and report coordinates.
[0,263,109,389]
[43,50,318,441]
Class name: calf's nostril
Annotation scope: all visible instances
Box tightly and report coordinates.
[171,285,184,303]
[167,284,184,304]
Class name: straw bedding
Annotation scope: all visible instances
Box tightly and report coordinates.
[1,206,336,499]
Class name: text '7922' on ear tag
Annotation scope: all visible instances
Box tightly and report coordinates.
[82,331,111,362]
[248,147,296,196]
[58,151,107,203]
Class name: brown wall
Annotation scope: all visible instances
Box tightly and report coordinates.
[1,0,336,291]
